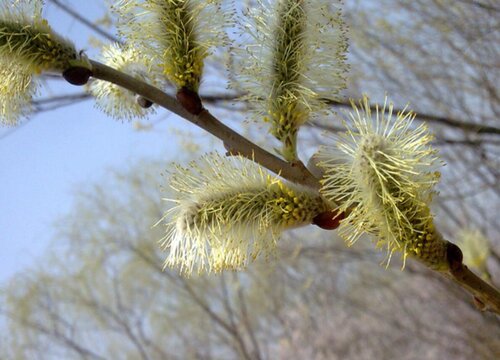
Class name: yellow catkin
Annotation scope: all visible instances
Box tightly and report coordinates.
[114,0,227,92]
[159,153,328,275]
[317,95,447,269]
[89,44,163,120]
[236,0,348,160]
[0,0,87,125]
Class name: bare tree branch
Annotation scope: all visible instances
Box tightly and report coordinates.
[89,60,319,189]
[49,0,121,43]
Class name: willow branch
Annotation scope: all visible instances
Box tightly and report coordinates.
[90,60,318,189]
[88,60,500,314]
[325,100,500,135]
[444,242,500,314]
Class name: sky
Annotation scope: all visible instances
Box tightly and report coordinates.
[0,1,195,283]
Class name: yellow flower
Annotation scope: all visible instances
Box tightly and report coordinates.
[316,95,447,269]
[114,0,228,92]
[0,0,88,125]
[160,153,328,275]
[89,43,163,120]
[236,0,349,160]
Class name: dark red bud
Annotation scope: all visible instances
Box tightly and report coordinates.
[312,210,345,230]
[446,242,463,272]
[136,95,153,109]
[176,87,203,115]
[62,67,92,86]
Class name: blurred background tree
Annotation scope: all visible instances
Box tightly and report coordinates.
[1,0,499,359]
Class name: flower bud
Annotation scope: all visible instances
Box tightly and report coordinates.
[176,87,203,115]
[63,66,92,86]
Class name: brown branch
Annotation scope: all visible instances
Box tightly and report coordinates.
[445,242,500,314]
[449,266,500,313]
[1,309,106,360]
[87,60,500,314]
[89,60,319,189]
[33,93,91,105]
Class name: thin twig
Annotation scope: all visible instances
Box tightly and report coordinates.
[451,266,500,313]
[439,242,500,315]
[323,99,500,135]
[195,93,500,136]
[49,0,122,44]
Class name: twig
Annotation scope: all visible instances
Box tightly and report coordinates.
[449,266,500,313]
[88,59,500,314]
[90,60,318,189]
[445,242,500,314]
[193,92,500,136]
[49,0,121,44]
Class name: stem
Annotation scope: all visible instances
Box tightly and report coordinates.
[90,60,319,189]
[49,0,121,44]
[88,59,500,314]
[448,265,500,314]
[445,242,500,314]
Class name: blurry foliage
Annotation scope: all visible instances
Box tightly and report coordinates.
[1,0,500,359]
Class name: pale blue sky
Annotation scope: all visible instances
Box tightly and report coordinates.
[0,1,197,282]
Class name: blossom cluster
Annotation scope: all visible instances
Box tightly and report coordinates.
[0,0,87,125]
[113,0,228,92]
[236,0,348,160]
[0,1,453,276]
[316,96,446,268]
[160,153,329,275]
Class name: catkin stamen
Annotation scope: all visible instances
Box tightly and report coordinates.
[160,153,330,275]
[317,95,447,269]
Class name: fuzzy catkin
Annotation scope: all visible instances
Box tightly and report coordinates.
[316,95,448,269]
[113,0,228,92]
[160,153,329,275]
[89,44,163,120]
[0,0,86,125]
[236,0,348,160]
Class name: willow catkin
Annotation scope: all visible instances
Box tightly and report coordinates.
[316,95,448,269]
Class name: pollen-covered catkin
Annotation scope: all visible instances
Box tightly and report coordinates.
[0,1,86,73]
[236,0,348,160]
[316,95,448,269]
[114,0,228,92]
[160,153,329,275]
[0,59,36,126]
[0,0,87,125]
